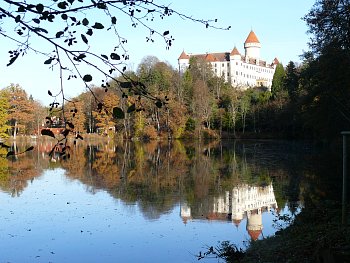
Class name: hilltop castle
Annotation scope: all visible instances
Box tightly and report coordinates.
[178,30,279,90]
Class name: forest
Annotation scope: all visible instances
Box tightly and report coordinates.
[0,50,349,143]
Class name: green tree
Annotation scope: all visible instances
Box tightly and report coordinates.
[271,63,285,97]
[239,93,251,134]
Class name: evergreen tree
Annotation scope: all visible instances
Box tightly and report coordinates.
[301,0,350,139]
[284,61,299,102]
[271,63,285,97]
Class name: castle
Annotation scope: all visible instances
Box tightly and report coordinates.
[180,183,278,241]
[178,30,279,90]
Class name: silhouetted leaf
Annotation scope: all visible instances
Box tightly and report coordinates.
[127,103,136,113]
[81,34,88,44]
[17,5,25,12]
[113,107,125,119]
[7,54,19,66]
[44,58,54,64]
[58,1,68,9]
[97,2,107,9]
[76,53,86,60]
[83,74,92,82]
[36,4,44,13]
[110,53,120,60]
[41,129,55,138]
[92,22,104,29]
[33,27,48,33]
[76,134,84,140]
[82,18,89,26]
[15,15,21,23]
[101,54,108,60]
[163,30,169,36]
[111,16,117,24]
[48,90,52,96]
[119,82,132,89]
[86,28,93,36]
[32,18,40,24]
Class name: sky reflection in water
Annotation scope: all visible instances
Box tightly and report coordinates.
[0,140,305,262]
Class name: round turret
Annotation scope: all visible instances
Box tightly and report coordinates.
[244,30,261,59]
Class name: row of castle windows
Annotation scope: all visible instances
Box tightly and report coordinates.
[213,62,273,74]
[214,69,272,83]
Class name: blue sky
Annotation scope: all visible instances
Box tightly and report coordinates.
[0,0,315,104]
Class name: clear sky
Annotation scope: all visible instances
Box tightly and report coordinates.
[0,0,315,105]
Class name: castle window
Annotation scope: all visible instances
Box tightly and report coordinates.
[222,63,224,67]
[236,71,238,75]
[227,72,230,76]
[236,62,238,65]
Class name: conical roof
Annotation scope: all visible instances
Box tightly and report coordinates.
[245,30,260,44]
[248,229,262,241]
[178,50,189,60]
[230,46,241,56]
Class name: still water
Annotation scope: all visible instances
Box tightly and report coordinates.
[0,139,319,262]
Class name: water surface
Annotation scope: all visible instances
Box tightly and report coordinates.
[0,140,319,262]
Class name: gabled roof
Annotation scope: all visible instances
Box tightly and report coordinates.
[178,50,189,60]
[273,57,280,65]
[245,30,260,44]
[230,46,241,56]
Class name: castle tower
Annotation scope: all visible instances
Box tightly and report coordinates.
[230,46,241,60]
[244,30,261,60]
[178,50,190,73]
[246,209,263,241]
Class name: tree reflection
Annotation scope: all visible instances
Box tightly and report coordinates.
[0,139,322,230]
[0,143,42,196]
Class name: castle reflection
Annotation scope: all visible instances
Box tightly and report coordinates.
[181,183,278,241]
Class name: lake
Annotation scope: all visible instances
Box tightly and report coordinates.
[0,139,333,262]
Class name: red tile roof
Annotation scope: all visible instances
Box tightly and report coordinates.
[248,229,262,241]
[273,57,280,64]
[191,52,230,62]
[230,46,241,56]
[205,53,217,62]
[178,50,189,60]
[245,30,260,44]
